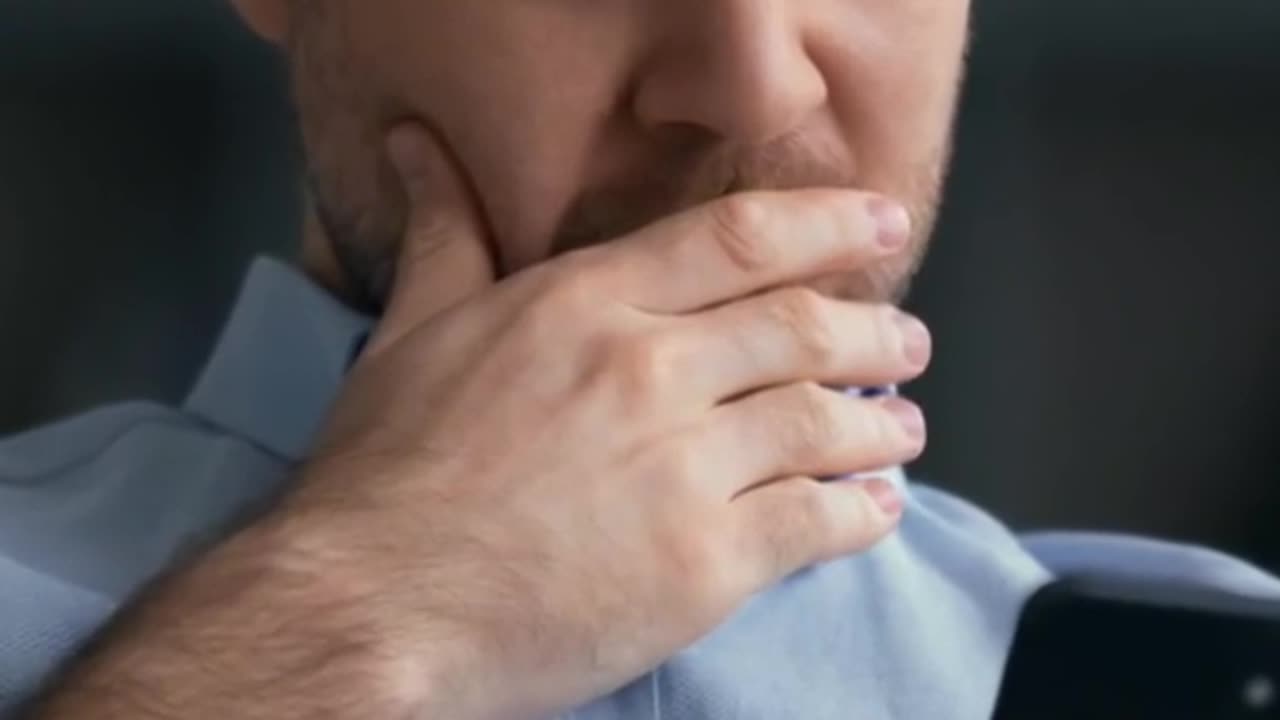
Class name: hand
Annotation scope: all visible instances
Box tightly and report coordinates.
[291,123,931,720]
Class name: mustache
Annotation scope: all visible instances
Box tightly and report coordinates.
[552,134,857,256]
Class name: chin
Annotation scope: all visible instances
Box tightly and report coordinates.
[810,260,919,305]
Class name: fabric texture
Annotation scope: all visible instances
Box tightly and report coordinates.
[2,257,1277,718]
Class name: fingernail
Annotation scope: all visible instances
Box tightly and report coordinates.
[881,396,926,445]
[868,198,911,250]
[862,477,903,516]
[893,311,932,369]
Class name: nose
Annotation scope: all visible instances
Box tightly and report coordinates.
[632,1,829,146]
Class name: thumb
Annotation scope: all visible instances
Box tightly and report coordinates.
[368,122,497,356]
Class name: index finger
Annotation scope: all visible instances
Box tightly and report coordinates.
[599,190,910,314]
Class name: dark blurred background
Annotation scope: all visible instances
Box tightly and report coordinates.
[2,2,1277,566]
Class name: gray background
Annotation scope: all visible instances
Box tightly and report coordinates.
[2,2,1278,567]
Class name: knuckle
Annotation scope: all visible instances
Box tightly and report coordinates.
[666,527,733,604]
[611,333,680,403]
[829,487,892,557]
[843,400,891,455]
[779,485,827,539]
[796,487,839,548]
[757,487,824,575]
[709,194,779,275]
[874,305,905,364]
[540,261,599,309]
[520,262,601,336]
[788,383,848,453]
[530,248,614,308]
[556,245,611,282]
[771,288,838,367]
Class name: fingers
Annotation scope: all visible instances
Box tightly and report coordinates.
[697,384,926,497]
[731,476,903,592]
[671,287,930,402]
[365,123,498,357]
[598,190,909,314]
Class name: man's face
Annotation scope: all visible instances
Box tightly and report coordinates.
[265,1,970,308]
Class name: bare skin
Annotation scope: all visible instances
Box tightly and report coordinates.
[269,0,968,309]
[33,124,927,720]
[29,0,970,717]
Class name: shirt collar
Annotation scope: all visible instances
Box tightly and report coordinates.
[183,257,373,461]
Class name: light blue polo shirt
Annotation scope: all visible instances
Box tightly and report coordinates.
[2,257,1278,718]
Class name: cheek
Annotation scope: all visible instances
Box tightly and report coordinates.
[358,3,635,274]
[455,119,595,273]
[291,5,405,270]
[816,3,967,200]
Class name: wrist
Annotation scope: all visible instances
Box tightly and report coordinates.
[247,509,486,720]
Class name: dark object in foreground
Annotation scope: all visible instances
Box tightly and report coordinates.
[993,575,1280,719]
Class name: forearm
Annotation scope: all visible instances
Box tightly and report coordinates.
[27,514,447,720]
